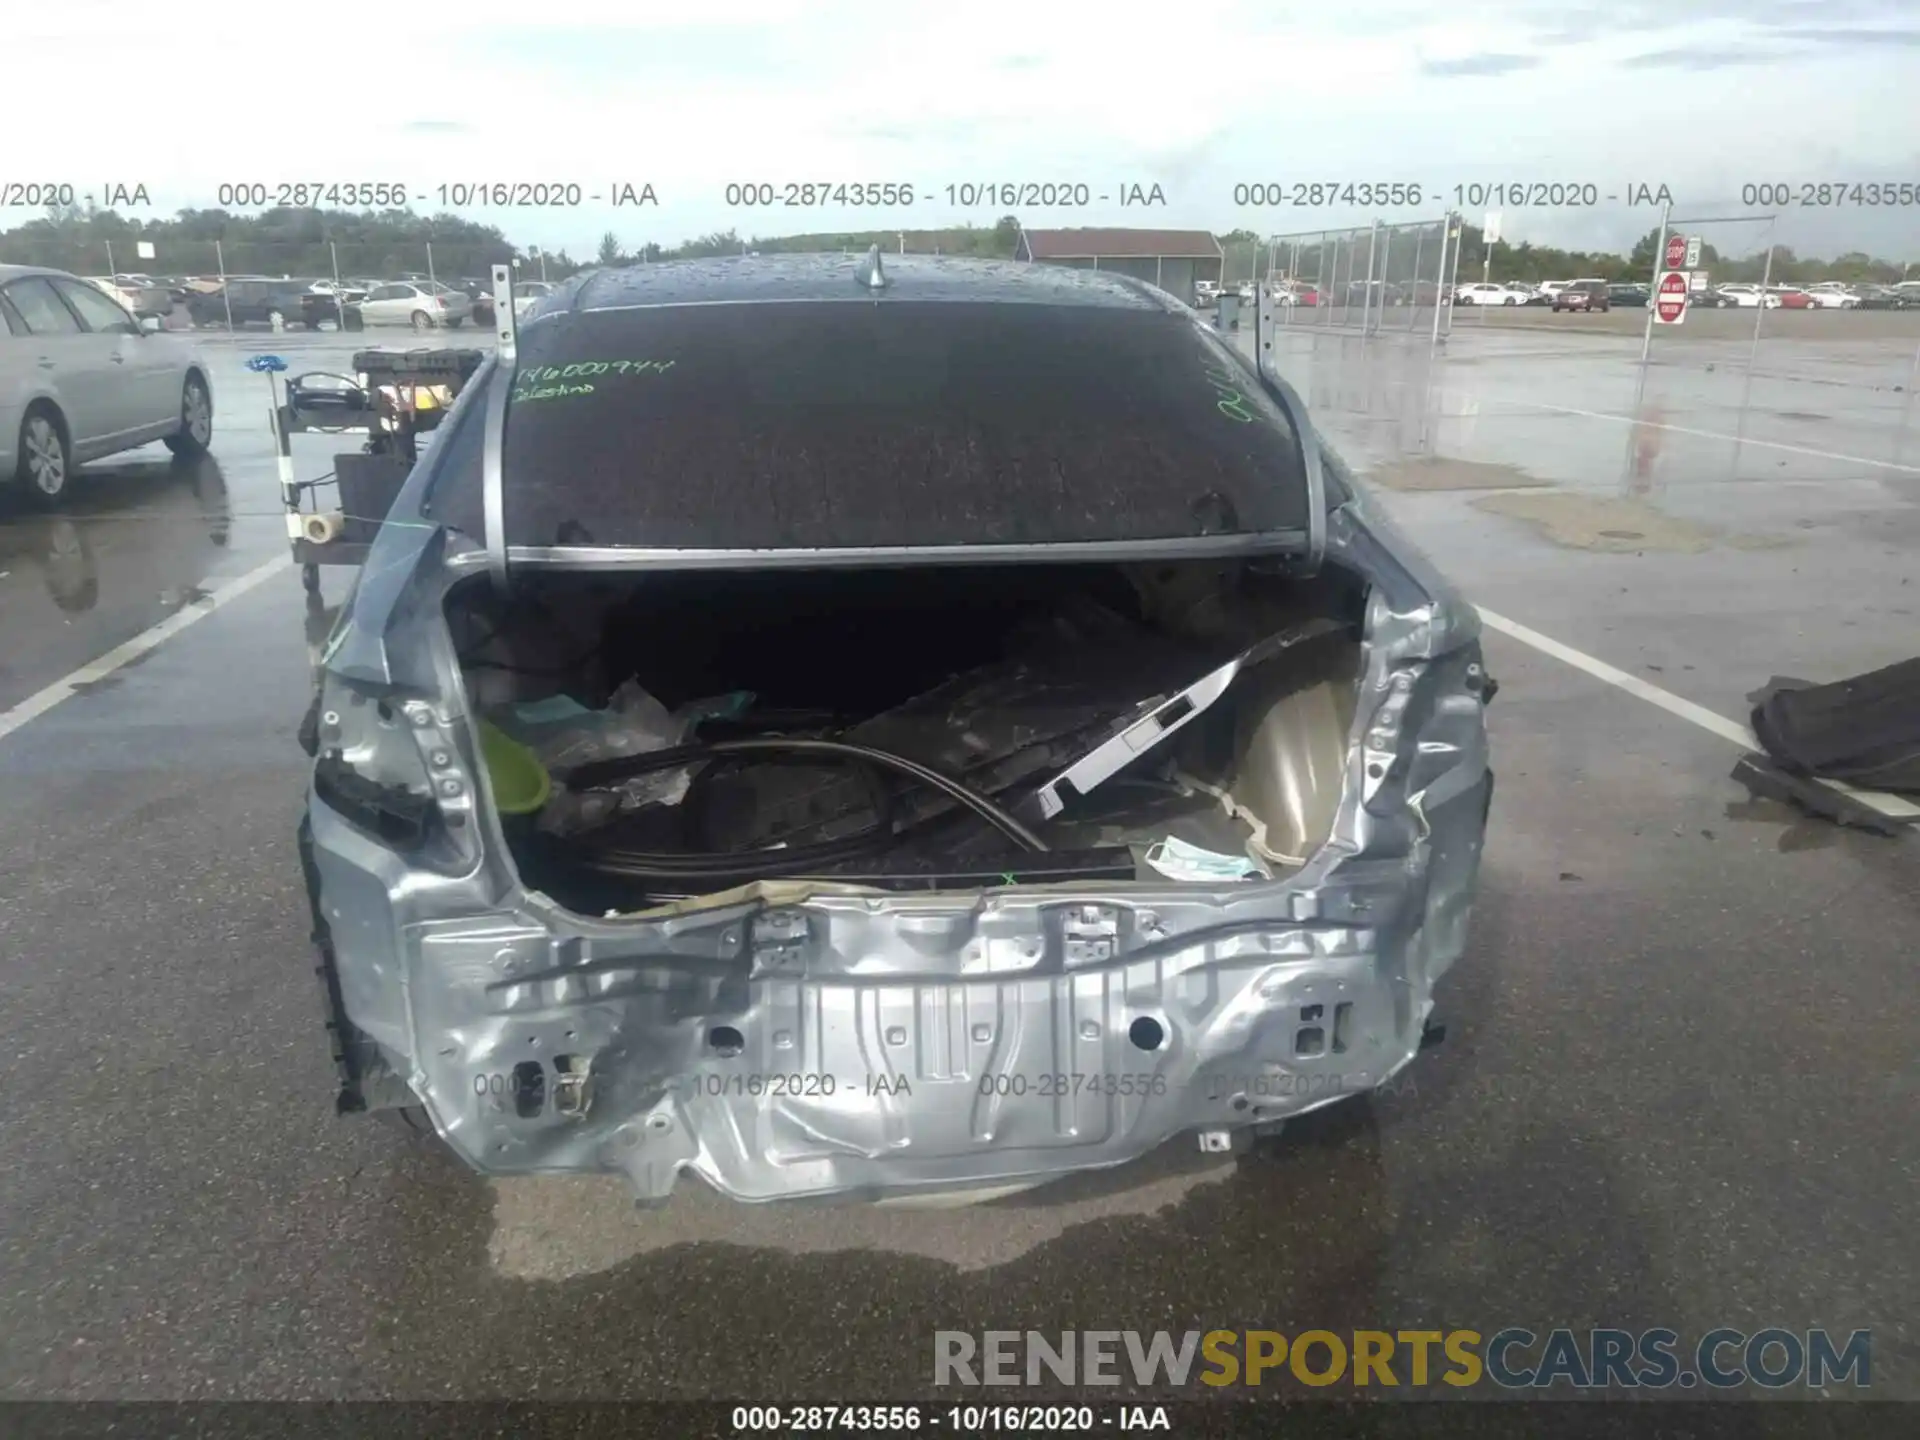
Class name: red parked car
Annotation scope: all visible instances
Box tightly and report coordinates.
[1768,287,1816,309]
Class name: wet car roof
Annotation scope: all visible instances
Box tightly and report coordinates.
[550,253,1175,314]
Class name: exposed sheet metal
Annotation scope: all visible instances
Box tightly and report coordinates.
[479,262,519,596]
[302,275,1492,1206]
[305,505,1492,1204]
[480,360,513,596]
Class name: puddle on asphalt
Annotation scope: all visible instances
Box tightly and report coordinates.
[1367,456,1551,492]
[489,1152,1238,1279]
[1471,492,1786,552]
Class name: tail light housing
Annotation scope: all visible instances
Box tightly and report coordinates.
[309,677,481,875]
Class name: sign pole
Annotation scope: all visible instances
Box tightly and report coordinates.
[1642,199,1672,363]
[245,353,293,511]
[1480,211,1500,328]
[217,239,234,334]
[1750,229,1776,376]
[1429,214,1451,354]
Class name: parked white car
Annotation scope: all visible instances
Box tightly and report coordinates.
[0,264,213,505]
[83,275,171,318]
[511,280,557,317]
[1539,280,1572,298]
[355,280,474,331]
[1713,284,1781,309]
[1802,282,1861,309]
[1452,283,1525,306]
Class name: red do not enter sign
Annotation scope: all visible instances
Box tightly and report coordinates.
[1656,271,1689,322]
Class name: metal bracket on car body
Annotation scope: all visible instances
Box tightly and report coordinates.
[1019,618,1350,823]
[481,263,516,597]
[491,262,517,358]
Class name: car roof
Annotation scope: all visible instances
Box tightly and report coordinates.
[548,253,1180,314]
[0,263,77,283]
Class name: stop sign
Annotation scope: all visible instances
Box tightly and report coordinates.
[1656,270,1689,323]
[1664,233,1687,269]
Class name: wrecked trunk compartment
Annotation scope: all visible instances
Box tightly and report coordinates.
[298,265,1494,1204]
[448,559,1370,914]
[304,527,1491,1205]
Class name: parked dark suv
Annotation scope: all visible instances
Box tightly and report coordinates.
[187,279,339,330]
[1552,280,1610,314]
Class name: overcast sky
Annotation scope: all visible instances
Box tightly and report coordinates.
[12,0,1920,259]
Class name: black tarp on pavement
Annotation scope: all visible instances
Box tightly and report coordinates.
[1749,657,1920,795]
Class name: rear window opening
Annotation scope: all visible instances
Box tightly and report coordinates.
[428,301,1313,550]
[442,558,1368,915]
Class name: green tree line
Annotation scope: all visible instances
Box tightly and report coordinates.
[1,205,1909,289]
[0,203,1026,280]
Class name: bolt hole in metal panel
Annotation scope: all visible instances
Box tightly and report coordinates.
[510,1060,545,1117]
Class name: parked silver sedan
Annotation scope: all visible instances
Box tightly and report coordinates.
[355,280,474,331]
[0,264,214,505]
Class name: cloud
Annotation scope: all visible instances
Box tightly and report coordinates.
[401,120,468,133]
[1618,45,1783,68]
[1774,26,1920,46]
[1419,53,1543,77]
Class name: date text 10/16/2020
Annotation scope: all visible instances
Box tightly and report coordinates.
[468,1071,1196,1101]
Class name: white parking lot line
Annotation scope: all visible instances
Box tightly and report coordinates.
[1518,402,1920,475]
[1478,606,1920,821]
[0,555,291,744]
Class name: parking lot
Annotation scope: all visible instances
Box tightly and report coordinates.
[0,314,1915,1404]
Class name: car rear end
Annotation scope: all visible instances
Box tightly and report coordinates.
[117,280,173,319]
[300,262,1493,1205]
[433,286,473,325]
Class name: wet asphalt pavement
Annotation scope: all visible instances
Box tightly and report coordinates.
[0,319,1915,1405]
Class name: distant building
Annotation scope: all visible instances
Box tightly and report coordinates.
[1015,227,1224,305]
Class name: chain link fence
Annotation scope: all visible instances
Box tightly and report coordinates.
[1262,218,1458,339]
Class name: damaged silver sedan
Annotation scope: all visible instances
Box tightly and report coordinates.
[297,253,1494,1204]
